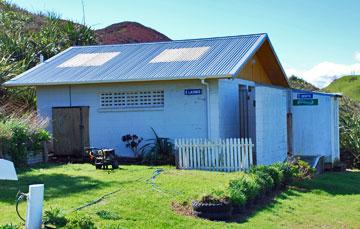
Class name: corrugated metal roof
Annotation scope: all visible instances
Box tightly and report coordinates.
[4,33,269,86]
[292,89,342,97]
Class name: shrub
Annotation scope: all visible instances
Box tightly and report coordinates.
[252,170,274,194]
[140,128,175,165]
[290,158,316,180]
[228,184,246,206]
[339,96,360,168]
[229,174,260,203]
[199,194,228,204]
[6,118,29,166]
[29,128,51,151]
[0,224,20,229]
[0,114,50,166]
[271,162,297,185]
[43,207,67,227]
[209,188,229,200]
[266,165,284,188]
[0,121,12,158]
[65,212,96,229]
[200,162,313,211]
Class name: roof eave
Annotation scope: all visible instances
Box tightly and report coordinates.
[228,34,289,87]
[265,37,290,87]
[3,74,233,87]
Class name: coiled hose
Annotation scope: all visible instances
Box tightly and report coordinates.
[15,191,28,222]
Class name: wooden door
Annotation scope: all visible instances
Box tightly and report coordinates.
[239,85,249,138]
[52,107,89,157]
[239,85,256,164]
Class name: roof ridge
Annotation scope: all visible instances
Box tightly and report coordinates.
[72,33,268,49]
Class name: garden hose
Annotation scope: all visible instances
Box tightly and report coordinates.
[15,191,28,222]
[146,168,184,196]
[146,168,165,193]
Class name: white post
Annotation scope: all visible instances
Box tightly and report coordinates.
[249,138,253,166]
[26,184,44,229]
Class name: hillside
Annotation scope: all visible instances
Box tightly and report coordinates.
[324,75,360,101]
[95,21,171,44]
[288,75,319,91]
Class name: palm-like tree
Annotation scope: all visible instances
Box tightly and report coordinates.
[0,1,96,112]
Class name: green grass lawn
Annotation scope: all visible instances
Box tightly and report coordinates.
[0,164,359,228]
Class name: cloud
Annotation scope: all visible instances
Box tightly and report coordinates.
[285,56,360,88]
[355,52,360,62]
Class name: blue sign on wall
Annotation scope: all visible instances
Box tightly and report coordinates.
[297,93,313,99]
[184,89,202,95]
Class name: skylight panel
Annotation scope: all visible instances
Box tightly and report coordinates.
[149,47,210,63]
[58,52,120,67]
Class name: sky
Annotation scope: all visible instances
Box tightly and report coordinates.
[10,0,360,88]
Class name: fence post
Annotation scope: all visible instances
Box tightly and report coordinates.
[230,138,235,171]
[244,138,249,170]
[236,138,241,171]
[249,138,253,166]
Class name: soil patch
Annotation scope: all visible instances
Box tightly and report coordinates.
[171,201,193,217]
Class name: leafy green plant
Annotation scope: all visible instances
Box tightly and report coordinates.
[65,212,96,229]
[228,180,247,206]
[7,118,29,166]
[140,128,175,165]
[265,165,284,188]
[0,121,12,158]
[0,114,50,166]
[43,207,67,227]
[229,174,260,203]
[293,159,316,180]
[0,223,20,229]
[210,188,229,199]
[339,96,360,168]
[29,128,51,151]
[199,194,229,204]
[96,210,121,220]
[271,162,297,185]
[251,168,274,194]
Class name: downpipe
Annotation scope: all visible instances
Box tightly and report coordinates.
[201,79,211,139]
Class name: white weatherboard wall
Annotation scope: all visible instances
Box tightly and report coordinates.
[218,79,241,139]
[36,80,220,156]
[255,85,288,165]
[291,91,340,162]
[218,78,255,139]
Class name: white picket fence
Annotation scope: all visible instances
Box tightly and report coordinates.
[175,138,254,172]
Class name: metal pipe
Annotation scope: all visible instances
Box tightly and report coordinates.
[201,79,211,139]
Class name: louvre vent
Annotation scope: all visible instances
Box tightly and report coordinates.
[100,90,164,109]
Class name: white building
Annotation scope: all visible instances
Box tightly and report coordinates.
[4,34,340,165]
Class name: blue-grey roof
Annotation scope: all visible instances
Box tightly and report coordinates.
[4,33,269,86]
[292,89,342,97]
